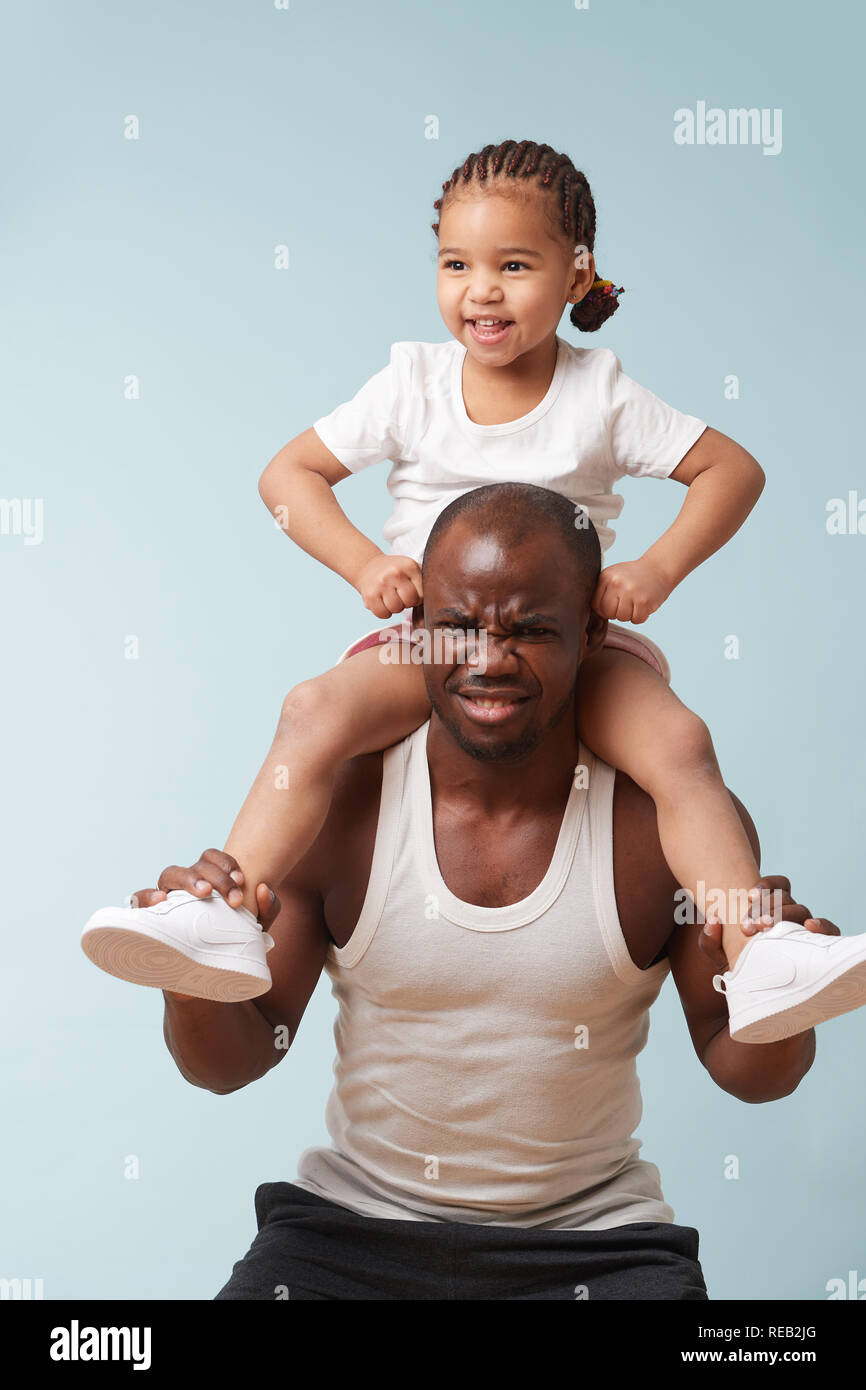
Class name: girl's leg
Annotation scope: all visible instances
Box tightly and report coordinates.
[224,645,431,912]
[576,647,759,967]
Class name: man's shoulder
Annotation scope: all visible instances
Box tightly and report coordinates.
[291,721,426,902]
[611,765,660,822]
[610,766,758,868]
[286,748,388,909]
[610,768,676,885]
[587,751,664,836]
[609,766,760,957]
[313,746,382,849]
[607,768,680,967]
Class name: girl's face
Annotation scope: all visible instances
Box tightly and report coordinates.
[436,188,593,365]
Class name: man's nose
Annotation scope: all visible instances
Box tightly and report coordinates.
[465,631,519,672]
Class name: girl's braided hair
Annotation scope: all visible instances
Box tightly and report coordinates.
[432,139,623,333]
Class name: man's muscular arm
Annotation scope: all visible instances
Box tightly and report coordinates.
[667,794,818,1103]
[138,856,330,1095]
[150,750,375,1094]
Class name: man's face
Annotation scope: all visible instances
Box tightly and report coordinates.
[417,521,604,762]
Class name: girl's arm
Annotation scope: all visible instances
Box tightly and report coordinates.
[644,424,766,590]
[259,426,381,587]
[594,426,766,623]
[259,427,422,619]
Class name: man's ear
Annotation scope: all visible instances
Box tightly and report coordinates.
[583,608,608,659]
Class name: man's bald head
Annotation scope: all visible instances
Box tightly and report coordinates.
[414,484,606,763]
[422,483,601,601]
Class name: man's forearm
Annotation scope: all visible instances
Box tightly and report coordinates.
[702,1022,816,1103]
[162,993,280,1095]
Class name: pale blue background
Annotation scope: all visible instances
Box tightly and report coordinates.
[2,0,864,1302]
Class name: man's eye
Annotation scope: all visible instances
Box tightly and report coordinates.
[517,628,550,637]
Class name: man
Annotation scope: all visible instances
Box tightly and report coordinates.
[141,483,838,1300]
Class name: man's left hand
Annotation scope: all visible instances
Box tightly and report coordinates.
[698,874,840,972]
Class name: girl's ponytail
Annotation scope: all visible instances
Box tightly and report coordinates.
[570,277,625,333]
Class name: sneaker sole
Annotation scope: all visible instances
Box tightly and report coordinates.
[81,924,271,1002]
[730,956,866,1043]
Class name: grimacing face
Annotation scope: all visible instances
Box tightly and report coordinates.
[436,187,594,365]
[416,520,605,763]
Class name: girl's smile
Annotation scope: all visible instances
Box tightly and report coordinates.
[465,318,514,345]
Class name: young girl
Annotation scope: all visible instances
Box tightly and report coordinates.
[82,138,866,1043]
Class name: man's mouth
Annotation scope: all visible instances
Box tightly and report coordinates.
[455,688,529,724]
[466,318,514,344]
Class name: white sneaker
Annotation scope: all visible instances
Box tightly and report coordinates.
[713,920,866,1043]
[80,890,275,1002]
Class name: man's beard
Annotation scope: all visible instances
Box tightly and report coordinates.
[427,681,576,764]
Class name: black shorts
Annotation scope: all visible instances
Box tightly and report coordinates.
[214,1181,708,1301]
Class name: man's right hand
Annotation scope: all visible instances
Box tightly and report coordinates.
[132,850,282,1001]
[356,552,423,620]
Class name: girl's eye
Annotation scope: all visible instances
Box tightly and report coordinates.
[441,260,528,272]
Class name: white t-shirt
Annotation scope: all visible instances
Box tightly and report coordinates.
[312,335,707,563]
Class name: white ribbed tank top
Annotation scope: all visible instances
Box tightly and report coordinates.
[295,720,674,1230]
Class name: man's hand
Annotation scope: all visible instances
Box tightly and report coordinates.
[132,850,282,1002]
[698,874,839,973]
[131,848,282,922]
[591,558,673,624]
[356,552,423,620]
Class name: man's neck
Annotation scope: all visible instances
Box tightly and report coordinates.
[425,705,579,817]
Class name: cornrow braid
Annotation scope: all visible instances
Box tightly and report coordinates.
[432,139,623,333]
